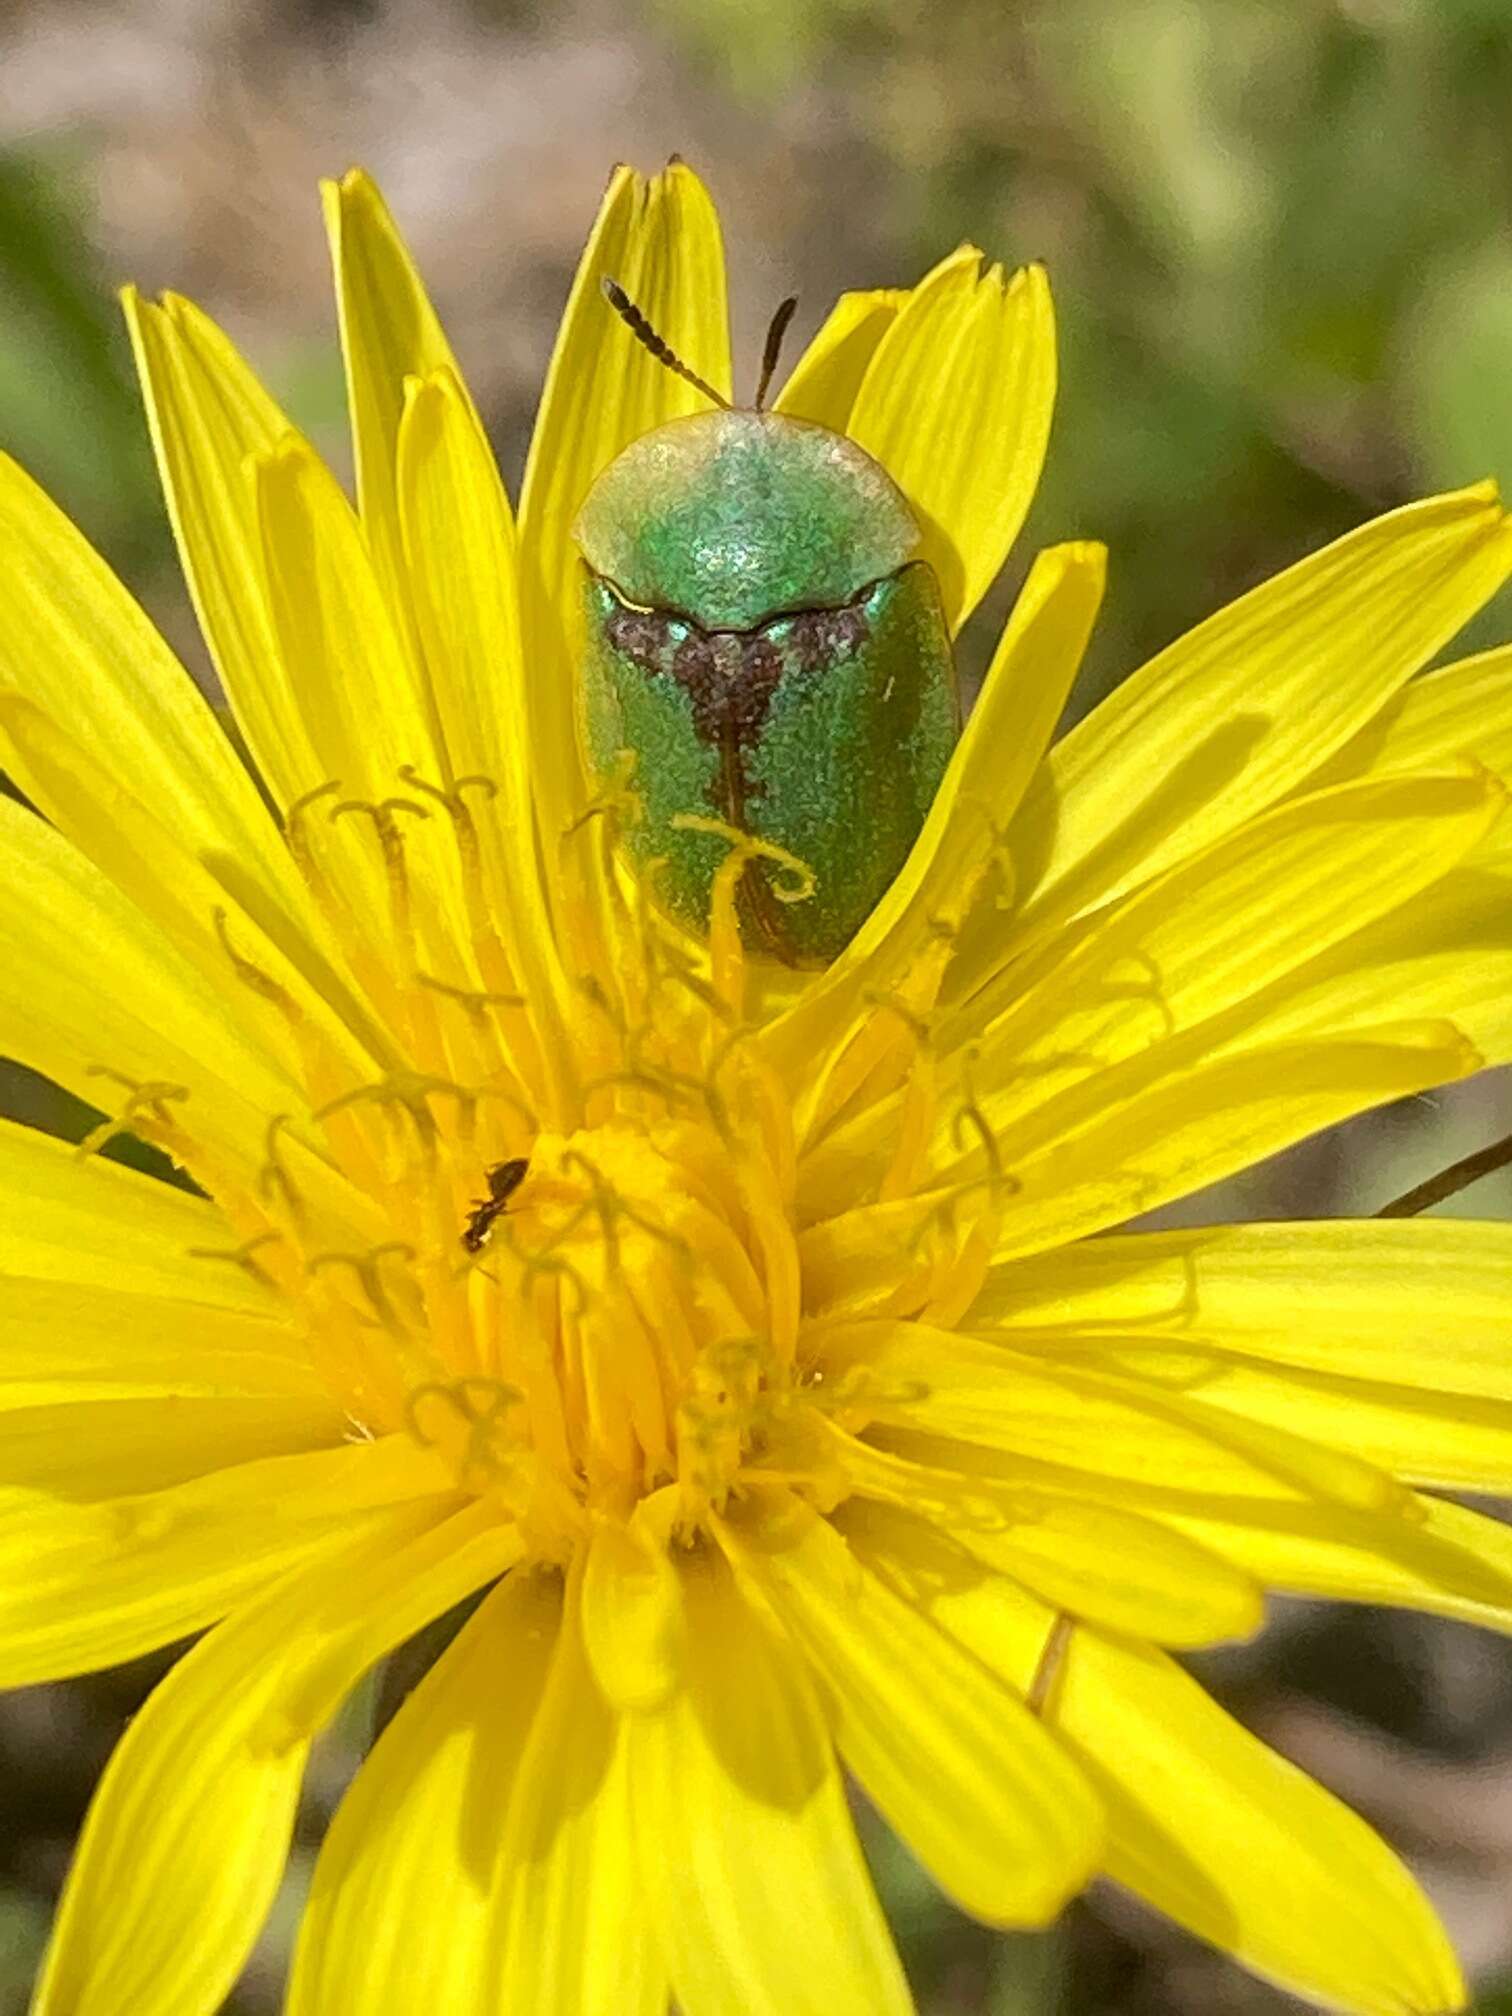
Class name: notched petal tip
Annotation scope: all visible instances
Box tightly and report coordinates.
[247,431,309,490]
[323,166,385,218]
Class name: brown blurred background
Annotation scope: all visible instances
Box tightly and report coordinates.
[2,0,1512,2009]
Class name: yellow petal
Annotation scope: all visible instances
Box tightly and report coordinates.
[0,790,293,1144]
[30,1503,461,2016]
[252,432,446,803]
[395,368,528,805]
[1093,1346,1512,1494]
[1051,1633,1464,2015]
[1164,1489,1512,1638]
[767,540,1105,1085]
[0,1394,342,1502]
[817,1321,1400,1509]
[1317,642,1512,807]
[253,434,486,967]
[950,483,1512,997]
[845,1501,1465,2016]
[395,368,575,1067]
[0,696,398,1101]
[580,1513,684,1710]
[0,784,382,1243]
[805,767,1501,1219]
[629,1539,911,2016]
[716,1490,1102,1924]
[855,541,1105,959]
[972,1019,1479,1264]
[955,1494,1262,1648]
[847,249,1055,631]
[256,1498,523,1746]
[130,295,460,976]
[773,288,906,430]
[978,1217,1512,1401]
[1210,846,1512,1066]
[947,766,1503,1075]
[829,1428,1262,1646]
[0,1112,270,1306]
[32,1601,307,2016]
[0,1434,450,1686]
[122,287,323,815]
[288,1571,564,2016]
[801,1022,1479,1298]
[488,1565,665,2014]
[0,1276,315,1410]
[0,447,297,910]
[322,168,477,631]
[517,160,731,835]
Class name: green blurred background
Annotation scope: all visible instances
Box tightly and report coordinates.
[3,0,1512,2009]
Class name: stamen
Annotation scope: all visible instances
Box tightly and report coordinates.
[256,1112,305,1221]
[487,1219,591,1316]
[212,907,300,1019]
[283,780,344,863]
[1027,1611,1074,1716]
[405,1376,522,1483]
[306,1241,417,1335]
[580,1064,699,1117]
[556,759,646,1042]
[671,814,815,1018]
[906,1065,1017,1328]
[398,765,482,816]
[653,942,731,1024]
[951,1047,1007,1191]
[398,766,493,929]
[329,795,431,946]
[880,1030,937,1205]
[736,1158,801,1364]
[559,1149,692,1274]
[804,990,928,1151]
[416,972,526,1023]
[563,751,642,848]
[983,815,1018,913]
[75,1071,190,1160]
[186,1230,282,1282]
[313,1070,463,1145]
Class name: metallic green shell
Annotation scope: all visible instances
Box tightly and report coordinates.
[579,563,959,965]
[573,409,921,632]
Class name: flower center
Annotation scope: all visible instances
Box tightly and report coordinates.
[76,768,995,1563]
[402,1117,801,1554]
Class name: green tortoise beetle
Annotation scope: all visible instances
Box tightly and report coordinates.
[572,278,960,967]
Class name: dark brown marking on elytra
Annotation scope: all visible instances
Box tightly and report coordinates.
[727,635,785,746]
[783,602,871,676]
[596,573,882,963]
[596,575,875,758]
[604,603,679,679]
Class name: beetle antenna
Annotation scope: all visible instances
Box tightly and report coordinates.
[754,295,798,411]
[600,277,730,410]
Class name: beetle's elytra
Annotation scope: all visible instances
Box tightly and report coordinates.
[572,286,960,967]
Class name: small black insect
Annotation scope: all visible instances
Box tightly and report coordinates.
[461,1157,529,1253]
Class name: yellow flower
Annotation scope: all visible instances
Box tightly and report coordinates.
[3,158,1512,2016]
